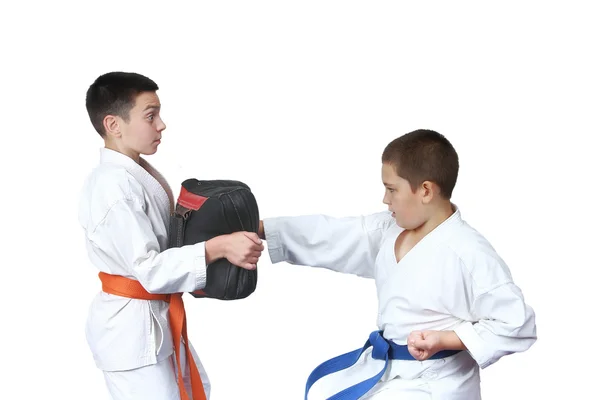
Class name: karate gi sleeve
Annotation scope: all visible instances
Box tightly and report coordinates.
[263,211,395,278]
[87,196,207,294]
[453,256,537,369]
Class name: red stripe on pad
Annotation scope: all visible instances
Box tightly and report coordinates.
[178,186,207,210]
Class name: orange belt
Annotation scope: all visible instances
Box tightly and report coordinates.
[99,272,207,400]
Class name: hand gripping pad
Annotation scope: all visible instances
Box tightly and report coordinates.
[168,179,259,300]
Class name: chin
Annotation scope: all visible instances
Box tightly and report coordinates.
[393,216,405,228]
[395,220,408,229]
[394,216,417,230]
[141,148,158,155]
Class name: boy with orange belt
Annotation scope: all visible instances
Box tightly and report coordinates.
[79,71,264,400]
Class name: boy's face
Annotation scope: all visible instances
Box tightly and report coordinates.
[111,91,166,158]
[381,163,426,229]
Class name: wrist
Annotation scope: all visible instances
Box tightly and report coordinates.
[205,235,227,263]
[441,331,467,351]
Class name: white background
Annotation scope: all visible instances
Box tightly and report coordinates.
[1,1,598,399]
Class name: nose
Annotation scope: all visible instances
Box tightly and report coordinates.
[157,116,166,132]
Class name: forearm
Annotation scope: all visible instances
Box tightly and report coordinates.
[263,214,387,278]
[90,198,209,294]
[453,284,537,368]
[131,244,208,293]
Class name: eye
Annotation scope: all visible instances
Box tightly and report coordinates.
[147,114,154,121]
[387,187,395,193]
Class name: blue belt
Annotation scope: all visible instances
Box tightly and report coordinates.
[305,330,461,400]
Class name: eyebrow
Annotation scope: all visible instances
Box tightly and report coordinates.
[383,182,395,188]
[143,104,161,112]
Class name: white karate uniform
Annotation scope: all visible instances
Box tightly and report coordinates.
[78,148,211,399]
[263,208,537,399]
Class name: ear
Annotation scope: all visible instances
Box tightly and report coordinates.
[420,181,435,204]
[103,115,122,139]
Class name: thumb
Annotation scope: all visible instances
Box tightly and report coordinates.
[409,331,426,348]
[242,231,262,245]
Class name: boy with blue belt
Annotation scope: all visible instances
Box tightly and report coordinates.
[259,129,536,399]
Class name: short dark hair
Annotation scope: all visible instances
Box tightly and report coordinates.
[85,72,159,137]
[382,129,459,199]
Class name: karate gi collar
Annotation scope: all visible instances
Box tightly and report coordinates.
[419,203,463,244]
[99,147,171,212]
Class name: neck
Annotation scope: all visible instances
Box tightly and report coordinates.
[104,141,140,164]
[411,201,455,240]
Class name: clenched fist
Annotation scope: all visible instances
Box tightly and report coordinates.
[223,231,264,270]
[407,330,466,361]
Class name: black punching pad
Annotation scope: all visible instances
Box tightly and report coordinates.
[168,179,259,300]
